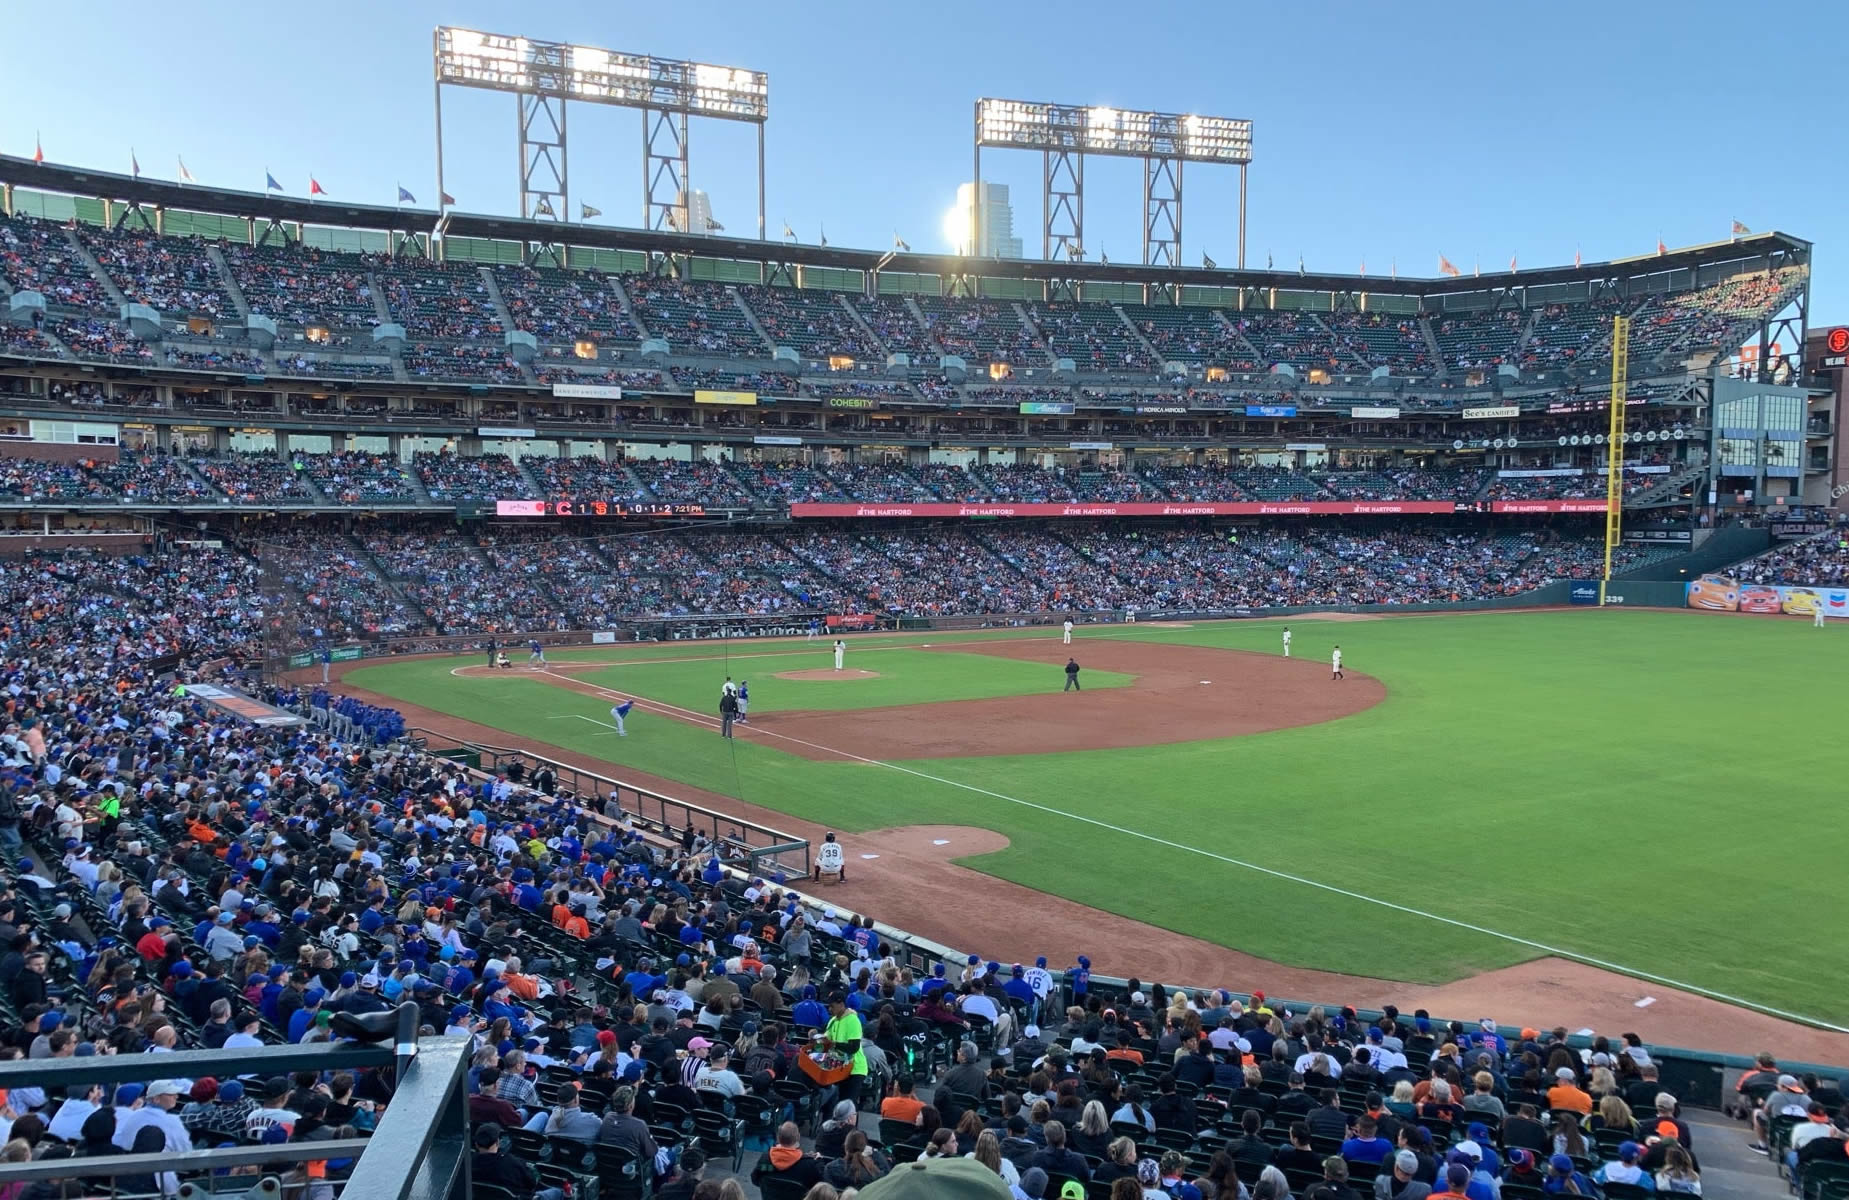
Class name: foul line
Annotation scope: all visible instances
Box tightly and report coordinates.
[536,671,1844,1032]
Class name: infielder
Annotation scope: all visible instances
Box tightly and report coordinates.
[833,639,845,671]
[736,680,750,724]
[528,638,546,666]
[1062,618,1074,645]
[722,676,737,698]
[609,699,633,736]
[1332,644,1344,681]
[1282,626,1292,657]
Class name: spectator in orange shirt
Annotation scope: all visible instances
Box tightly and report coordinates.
[561,905,590,940]
[880,1074,927,1124]
[1548,1066,1593,1114]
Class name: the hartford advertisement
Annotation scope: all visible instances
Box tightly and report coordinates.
[788,500,1608,519]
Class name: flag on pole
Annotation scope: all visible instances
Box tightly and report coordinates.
[1438,254,1461,278]
[265,171,282,191]
[820,225,828,247]
[1656,237,1667,256]
[1574,245,1581,268]
[440,190,456,207]
[1390,258,1397,281]
[1359,259,1366,278]
[1731,219,1750,237]
[782,223,796,241]
[309,177,326,197]
[532,197,554,217]
[178,157,196,184]
[1509,254,1518,273]
[896,234,912,252]
[707,217,724,232]
[397,185,416,204]
[1473,258,1480,278]
[580,203,602,219]
[1202,251,1215,269]
[33,135,43,164]
[131,149,141,179]
[1266,252,1273,270]
[1298,254,1306,276]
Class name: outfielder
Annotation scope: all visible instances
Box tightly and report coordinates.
[1816,601,1828,629]
[609,700,633,736]
[833,639,845,671]
[528,638,546,666]
[1282,626,1292,657]
[1062,618,1073,645]
[1332,644,1344,681]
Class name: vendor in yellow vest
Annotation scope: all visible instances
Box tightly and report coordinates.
[821,991,868,1108]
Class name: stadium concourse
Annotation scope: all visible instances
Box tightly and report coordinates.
[0,555,1833,1200]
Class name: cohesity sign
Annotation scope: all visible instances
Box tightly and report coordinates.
[787,500,1611,519]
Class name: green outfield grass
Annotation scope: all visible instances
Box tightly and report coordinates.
[347,611,1849,1025]
[570,646,1132,714]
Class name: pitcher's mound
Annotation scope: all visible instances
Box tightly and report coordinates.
[774,668,881,681]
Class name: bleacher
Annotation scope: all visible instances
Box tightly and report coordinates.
[79,225,239,319]
[847,294,940,361]
[739,285,883,361]
[1027,301,1156,372]
[0,216,111,311]
[1325,312,1431,373]
[378,260,501,341]
[221,242,384,332]
[495,265,639,346]
[625,276,765,357]
[1122,303,1255,368]
[1431,308,1529,371]
[915,295,1038,365]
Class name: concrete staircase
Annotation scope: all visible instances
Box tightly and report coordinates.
[1113,305,1164,366]
[1210,309,1266,364]
[728,286,779,353]
[606,275,650,340]
[1011,301,1057,366]
[838,294,891,354]
[1418,314,1444,374]
[207,246,254,320]
[61,230,130,309]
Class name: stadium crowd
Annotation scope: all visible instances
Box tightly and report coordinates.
[0,539,1825,1200]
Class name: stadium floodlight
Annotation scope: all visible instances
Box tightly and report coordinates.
[974,97,1253,273]
[432,26,769,241]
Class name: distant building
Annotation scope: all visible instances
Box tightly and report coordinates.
[952,182,1022,259]
[670,189,722,234]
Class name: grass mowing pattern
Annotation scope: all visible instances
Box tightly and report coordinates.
[349,610,1849,1023]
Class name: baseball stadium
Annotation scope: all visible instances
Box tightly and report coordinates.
[0,12,1846,1200]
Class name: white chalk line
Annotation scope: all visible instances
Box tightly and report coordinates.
[532,672,1845,1032]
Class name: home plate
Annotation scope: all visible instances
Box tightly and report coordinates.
[1634,996,1657,1008]
[860,853,880,860]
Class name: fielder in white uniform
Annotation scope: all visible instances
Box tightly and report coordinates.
[1282,627,1292,657]
[1331,645,1343,680]
[833,639,845,670]
[1062,619,1073,645]
[609,700,632,736]
[1816,602,1828,628]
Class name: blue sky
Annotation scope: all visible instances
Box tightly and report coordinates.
[8,1,1846,322]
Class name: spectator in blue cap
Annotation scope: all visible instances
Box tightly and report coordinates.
[1545,1152,1593,1194]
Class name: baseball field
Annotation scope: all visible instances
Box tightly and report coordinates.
[344,609,1849,1032]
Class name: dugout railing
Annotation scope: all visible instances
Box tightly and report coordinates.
[406,727,813,880]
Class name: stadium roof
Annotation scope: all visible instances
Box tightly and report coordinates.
[0,154,1811,300]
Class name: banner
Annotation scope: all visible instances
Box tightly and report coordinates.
[1069,441,1113,451]
[330,645,363,662]
[1488,499,1610,513]
[791,500,1459,519]
[826,613,879,630]
[1351,406,1401,419]
[1019,401,1074,415]
[551,383,624,399]
[753,435,803,446]
[1246,404,1297,417]
[477,426,536,438]
[1686,575,1849,619]
[1462,405,1521,420]
[1498,467,1585,479]
[827,397,879,409]
[695,390,758,406]
[1136,405,1189,414]
[591,631,618,644]
[1569,582,1601,605]
[496,500,548,516]
[1624,529,1693,544]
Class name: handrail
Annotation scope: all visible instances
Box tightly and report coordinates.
[408,726,812,878]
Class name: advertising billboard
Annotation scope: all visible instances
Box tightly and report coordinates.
[1685,575,1849,619]
[694,390,759,406]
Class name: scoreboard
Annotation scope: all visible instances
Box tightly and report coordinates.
[489,499,707,517]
